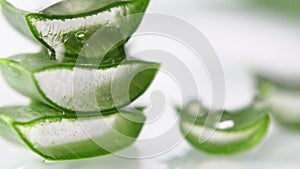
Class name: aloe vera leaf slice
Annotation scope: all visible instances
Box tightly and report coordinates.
[269,90,300,129]
[28,0,149,62]
[0,53,160,113]
[41,0,135,15]
[0,102,145,160]
[179,100,270,154]
[1,0,149,62]
[0,0,34,39]
[256,75,300,129]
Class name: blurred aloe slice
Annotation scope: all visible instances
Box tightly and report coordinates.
[0,102,145,160]
[0,52,160,113]
[256,74,300,129]
[0,0,149,62]
[178,100,270,154]
[251,0,300,16]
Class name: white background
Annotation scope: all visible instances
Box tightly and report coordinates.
[1,0,300,168]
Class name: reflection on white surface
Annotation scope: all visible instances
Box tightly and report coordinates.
[1,0,300,168]
[2,123,300,169]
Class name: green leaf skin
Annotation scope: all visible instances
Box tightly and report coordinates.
[0,53,160,113]
[179,101,270,155]
[256,75,300,129]
[41,0,138,15]
[0,102,145,161]
[0,0,34,39]
[1,0,150,62]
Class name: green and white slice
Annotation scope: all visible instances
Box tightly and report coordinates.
[257,75,300,129]
[0,52,159,113]
[0,0,149,62]
[179,100,270,154]
[0,102,145,160]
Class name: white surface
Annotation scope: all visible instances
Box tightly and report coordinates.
[1,0,300,168]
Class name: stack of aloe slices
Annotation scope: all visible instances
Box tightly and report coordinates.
[256,74,300,129]
[0,0,159,160]
[178,100,270,154]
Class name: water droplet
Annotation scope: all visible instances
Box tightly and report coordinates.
[217,120,234,130]
[75,31,87,43]
[47,49,55,59]
[42,160,55,165]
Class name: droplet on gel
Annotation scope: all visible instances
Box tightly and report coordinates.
[75,31,87,43]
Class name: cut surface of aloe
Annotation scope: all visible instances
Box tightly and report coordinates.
[1,0,149,62]
[0,53,159,113]
[0,102,145,160]
[257,75,300,129]
[179,100,270,154]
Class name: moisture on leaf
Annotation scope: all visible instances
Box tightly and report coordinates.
[178,100,270,154]
[0,0,150,62]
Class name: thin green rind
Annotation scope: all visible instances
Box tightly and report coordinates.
[0,53,160,113]
[271,110,300,130]
[0,103,145,161]
[179,101,270,155]
[41,0,135,16]
[0,0,34,40]
[0,114,23,145]
[31,0,148,19]
[256,74,300,130]
[0,56,48,103]
[25,0,149,62]
[256,74,300,93]
[181,115,270,155]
